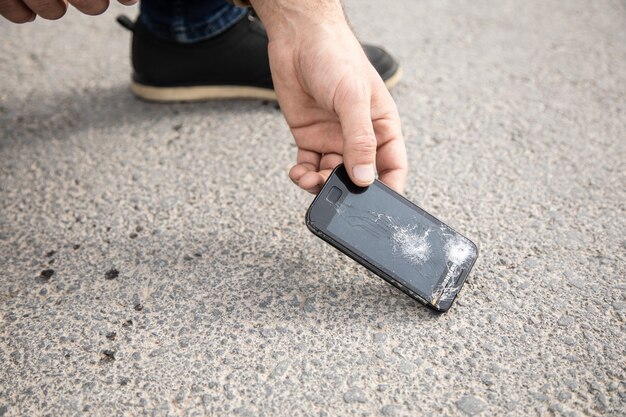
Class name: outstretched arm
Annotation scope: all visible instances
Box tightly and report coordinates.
[250,0,407,193]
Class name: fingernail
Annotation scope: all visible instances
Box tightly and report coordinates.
[353,164,375,184]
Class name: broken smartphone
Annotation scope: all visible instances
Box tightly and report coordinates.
[306,164,478,312]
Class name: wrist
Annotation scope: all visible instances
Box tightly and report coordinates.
[249,0,347,41]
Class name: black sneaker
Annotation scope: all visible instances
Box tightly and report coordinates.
[117,13,402,102]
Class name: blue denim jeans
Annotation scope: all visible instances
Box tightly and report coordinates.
[140,0,248,43]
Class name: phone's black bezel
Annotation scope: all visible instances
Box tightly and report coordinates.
[305,164,478,312]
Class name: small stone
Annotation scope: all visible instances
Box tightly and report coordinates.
[129,232,138,239]
[381,405,402,417]
[120,377,130,386]
[270,361,290,379]
[343,388,367,404]
[558,391,572,401]
[260,328,275,338]
[176,388,188,403]
[45,250,56,257]
[481,374,494,386]
[106,332,116,341]
[39,269,54,281]
[612,302,626,311]
[100,349,116,363]
[104,268,119,280]
[375,350,391,362]
[564,379,577,390]
[481,343,495,353]
[373,333,387,342]
[595,391,608,409]
[303,297,316,312]
[122,319,133,327]
[73,244,80,250]
[134,303,143,311]
[524,258,538,269]
[149,348,165,358]
[397,360,417,375]
[456,395,487,416]
[562,336,576,346]
[160,196,178,209]
[259,296,272,309]
[557,316,574,327]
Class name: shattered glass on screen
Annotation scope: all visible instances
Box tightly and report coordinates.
[325,186,476,308]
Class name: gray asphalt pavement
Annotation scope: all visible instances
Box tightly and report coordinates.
[1,1,625,416]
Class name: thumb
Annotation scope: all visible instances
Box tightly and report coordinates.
[335,85,377,187]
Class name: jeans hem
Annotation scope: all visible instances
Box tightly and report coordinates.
[141,5,247,44]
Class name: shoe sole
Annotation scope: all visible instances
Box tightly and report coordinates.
[131,67,403,102]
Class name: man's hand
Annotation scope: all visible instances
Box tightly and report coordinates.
[251,1,407,194]
[0,0,136,23]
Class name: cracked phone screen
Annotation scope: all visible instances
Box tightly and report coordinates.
[324,183,477,308]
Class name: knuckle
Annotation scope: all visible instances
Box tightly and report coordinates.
[349,134,377,151]
[333,74,370,110]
